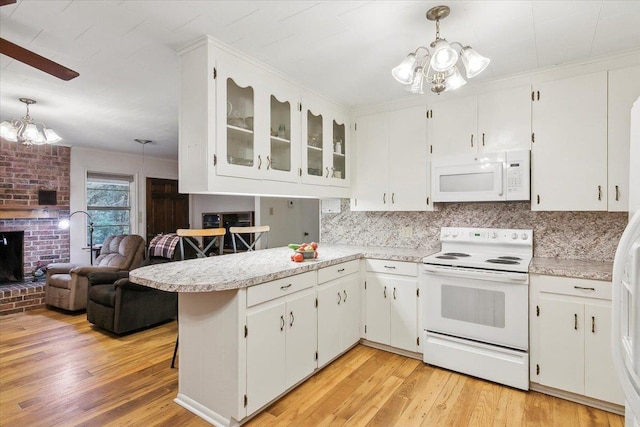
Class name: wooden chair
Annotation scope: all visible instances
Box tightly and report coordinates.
[229,225,270,253]
[176,228,226,258]
[171,228,226,369]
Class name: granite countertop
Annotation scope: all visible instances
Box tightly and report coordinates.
[530,257,613,282]
[129,244,439,292]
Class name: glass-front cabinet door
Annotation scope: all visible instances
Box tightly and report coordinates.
[218,75,259,178]
[266,91,299,183]
[331,119,347,184]
[306,110,324,180]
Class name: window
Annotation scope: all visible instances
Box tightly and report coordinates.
[86,172,134,245]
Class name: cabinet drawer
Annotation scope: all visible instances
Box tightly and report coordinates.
[531,274,611,300]
[366,259,417,277]
[247,271,316,307]
[318,260,359,284]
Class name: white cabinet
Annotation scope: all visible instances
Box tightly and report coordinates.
[530,275,624,406]
[177,36,350,198]
[428,85,531,157]
[608,64,640,212]
[246,273,317,414]
[317,260,360,367]
[429,95,477,156]
[300,96,350,188]
[352,106,431,211]
[531,71,608,211]
[364,259,420,353]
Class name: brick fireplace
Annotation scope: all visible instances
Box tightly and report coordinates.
[0,139,71,314]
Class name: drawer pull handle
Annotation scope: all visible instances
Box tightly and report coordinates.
[337,268,345,273]
[280,284,292,291]
[393,287,397,300]
[574,313,578,330]
[615,185,620,201]
[574,286,595,291]
[384,265,396,269]
[280,315,285,331]
[597,185,602,201]
[383,286,387,299]
[258,155,262,170]
[290,311,294,327]
[343,290,347,302]
[337,292,342,305]
[591,316,595,333]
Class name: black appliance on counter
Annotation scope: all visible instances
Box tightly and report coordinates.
[202,211,254,255]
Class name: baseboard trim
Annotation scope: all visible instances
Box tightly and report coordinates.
[530,383,625,415]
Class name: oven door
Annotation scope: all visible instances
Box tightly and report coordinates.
[424,269,528,350]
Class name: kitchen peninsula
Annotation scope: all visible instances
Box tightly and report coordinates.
[129,244,435,426]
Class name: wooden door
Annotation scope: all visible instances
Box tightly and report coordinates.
[146,178,189,241]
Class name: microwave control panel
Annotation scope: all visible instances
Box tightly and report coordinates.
[505,151,530,201]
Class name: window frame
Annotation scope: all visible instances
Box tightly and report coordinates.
[85,172,136,246]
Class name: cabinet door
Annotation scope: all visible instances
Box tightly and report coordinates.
[246,302,286,414]
[389,276,418,352]
[537,296,585,395]
[301,98,326,184]
[328,115,350,188]
[584,303,625,405]
[352,112,389,211]
[389,106,430,211]
[477,85,532,153]
[265,83,300,183]
[341,273,361,351]
[430,95,477,156]
[608,65,640,212]
[532,72,607,211]
[217,59,260,179]
[317,280,343,367]
[285,291,317,388]
[365,273,391,345]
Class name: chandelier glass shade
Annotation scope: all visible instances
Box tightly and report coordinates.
[0,98,61,145]
[392,5,490,95]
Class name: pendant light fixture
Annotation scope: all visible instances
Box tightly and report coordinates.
[0,98,62,145]
[392,5,490,95]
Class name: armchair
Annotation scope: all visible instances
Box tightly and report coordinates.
[46,234,145,311]
[86,267,177,335]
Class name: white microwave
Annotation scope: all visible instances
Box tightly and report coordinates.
[431,150,530,202]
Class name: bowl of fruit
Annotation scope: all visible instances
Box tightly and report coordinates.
[288,242,318,262]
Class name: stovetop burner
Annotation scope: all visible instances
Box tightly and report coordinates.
[443,252,471,257]
[497,256,522,261]
[486,259,520,265]
[436,255,458,259]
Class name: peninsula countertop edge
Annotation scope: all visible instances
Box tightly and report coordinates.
[128,244,440,292]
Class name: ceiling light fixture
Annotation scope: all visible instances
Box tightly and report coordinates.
[392,5,490,95]
[0,98,62,145]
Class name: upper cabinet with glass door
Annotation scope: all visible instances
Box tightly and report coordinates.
[301,96,350,188]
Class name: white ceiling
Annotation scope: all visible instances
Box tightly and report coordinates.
[1,0,640,159]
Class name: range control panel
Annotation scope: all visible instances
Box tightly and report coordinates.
[440,227,533,245]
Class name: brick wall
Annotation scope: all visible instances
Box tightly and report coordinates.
[0,139,71,313]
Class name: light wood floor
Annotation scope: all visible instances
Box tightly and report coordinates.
[0,309,625,427]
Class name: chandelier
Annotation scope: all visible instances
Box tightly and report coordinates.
[392,5,490,95]
[0,98,62,145]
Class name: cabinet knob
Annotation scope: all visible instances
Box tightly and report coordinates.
[393,287,397,300]
[266,155,271,170]
[325,167,330,178]
[597,185,602,201]
[337,292,342,305]
[591,316,595,333]
[343,290,347,302]
[258,155,262,170]
[383,286,387,299]
[574,313,578,330]
[290,311,294,327]
[280,315,285,331]
[615,185,620,201]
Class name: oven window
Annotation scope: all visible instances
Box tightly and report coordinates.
[440,172,494,192]
[441,285,505,328]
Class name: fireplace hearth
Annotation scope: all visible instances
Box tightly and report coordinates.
[0,231,24,283]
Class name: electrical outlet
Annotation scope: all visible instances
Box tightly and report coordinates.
[401,226,413,238]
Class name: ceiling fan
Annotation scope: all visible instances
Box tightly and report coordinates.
[0,0,79,81]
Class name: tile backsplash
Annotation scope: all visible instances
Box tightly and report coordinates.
[320,200,628,262]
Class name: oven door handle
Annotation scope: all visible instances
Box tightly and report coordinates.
[423,264,528,283]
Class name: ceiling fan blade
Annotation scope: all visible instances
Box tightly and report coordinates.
[0,0,17,6]
[0,38,79,81]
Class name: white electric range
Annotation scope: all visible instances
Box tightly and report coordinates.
[422,226,533,390]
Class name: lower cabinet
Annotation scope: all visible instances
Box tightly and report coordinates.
[317,260,360,367]
[530,274,624,405]
[364,259,419,353]
[246,272,317,415]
